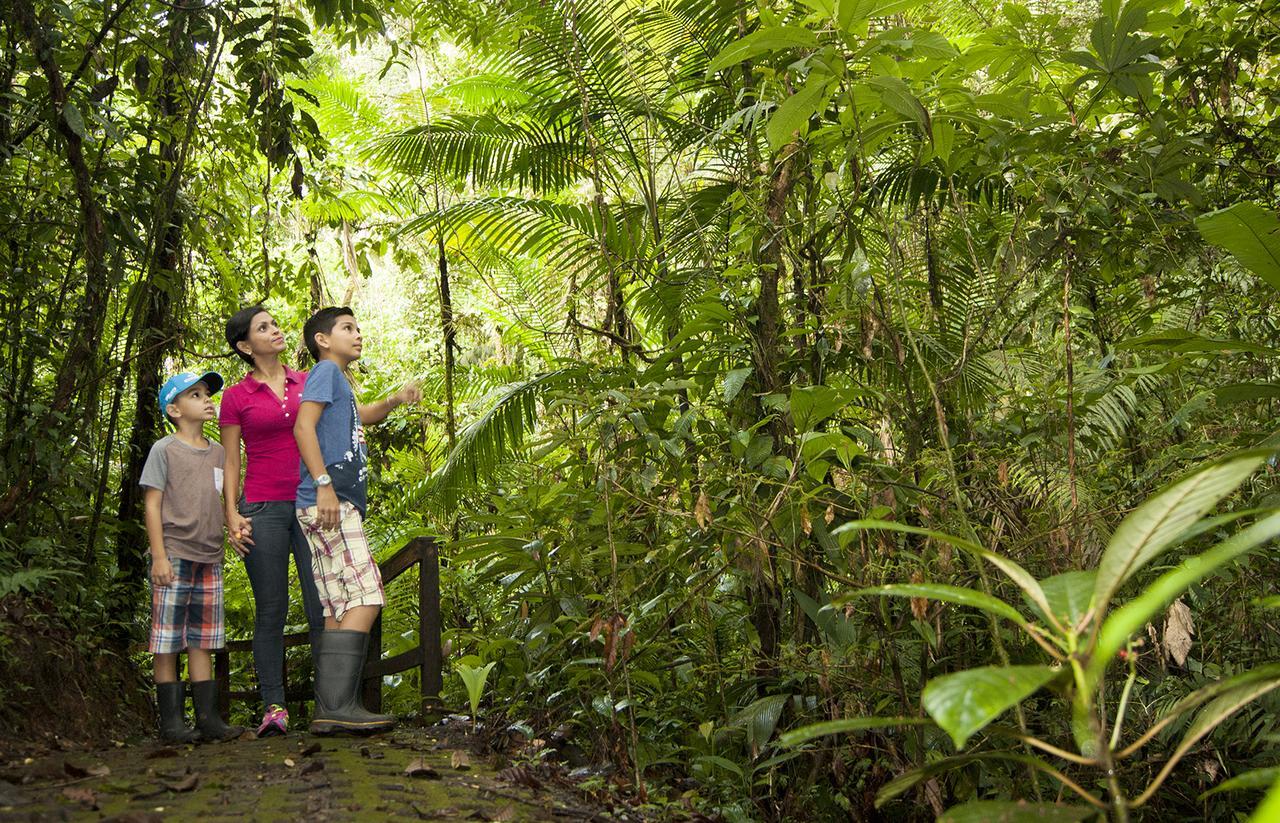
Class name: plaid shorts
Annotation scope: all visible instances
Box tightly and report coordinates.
[296,501,384,621]
[149,556,225,654]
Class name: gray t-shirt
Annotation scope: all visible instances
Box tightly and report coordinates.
[139,434,227,563]
[295,359,368,516]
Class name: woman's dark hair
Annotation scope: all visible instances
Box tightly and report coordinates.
[225,305,270,367]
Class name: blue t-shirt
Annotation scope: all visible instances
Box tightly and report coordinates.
[295,360,368,516]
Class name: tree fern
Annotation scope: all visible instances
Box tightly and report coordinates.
[425,367,587,507]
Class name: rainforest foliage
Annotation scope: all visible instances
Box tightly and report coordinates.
[2,0,1280,818]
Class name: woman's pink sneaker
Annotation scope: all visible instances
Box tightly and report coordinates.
[257,704,289,737]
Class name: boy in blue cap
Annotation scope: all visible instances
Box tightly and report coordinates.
[139,371,245,743]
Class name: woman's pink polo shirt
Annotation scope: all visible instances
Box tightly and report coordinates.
[219,367,308,503]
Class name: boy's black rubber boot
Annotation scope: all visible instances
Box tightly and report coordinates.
[156,681,196,744]
[191,680,245,742]
[309,629,397,735]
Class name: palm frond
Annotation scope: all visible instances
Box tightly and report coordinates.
[426,367,586,507]
[366,114,586,191]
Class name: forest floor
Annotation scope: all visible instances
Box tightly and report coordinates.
[0,721,652,822]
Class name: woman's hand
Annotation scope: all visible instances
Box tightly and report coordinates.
[227,511,254,556]
[317,485,341,531]
[151,554,175,587]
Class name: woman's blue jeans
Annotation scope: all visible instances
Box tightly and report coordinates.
[238,499,325,711]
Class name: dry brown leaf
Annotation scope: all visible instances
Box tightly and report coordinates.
[451,751,471,771]
[163,773,198,793]
[909,571,928,621]
[283,757,296,768]
[404,757,441,779]
[694,491,712,529]
[1164,599,1195,666]
[824,502,835,525]
[62,786,97,808]
[800,505,812,536]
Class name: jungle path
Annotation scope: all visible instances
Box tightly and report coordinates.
[0,724,629,821]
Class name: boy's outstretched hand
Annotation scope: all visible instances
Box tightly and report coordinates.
[395,381,422,407]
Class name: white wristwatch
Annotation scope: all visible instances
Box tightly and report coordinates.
[315,473,333,487]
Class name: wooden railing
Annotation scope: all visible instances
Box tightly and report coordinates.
[213,536,443,719]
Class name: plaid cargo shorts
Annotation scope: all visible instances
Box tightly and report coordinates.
[296,501,384,621]
[149,556,225,654]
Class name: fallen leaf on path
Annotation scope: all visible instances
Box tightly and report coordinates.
[163,774,198,793]
[300,759,324,776]
[128,784,167,801]
[451,751,471,771]
[62,786,97,808]
[100,812,163,823]
[284,758,296,768]
[300,741,322,757]
[404,758,440,779]
[87,764,111,778]
[62,761,89,778]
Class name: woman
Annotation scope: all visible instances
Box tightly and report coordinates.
[220,306,326,736]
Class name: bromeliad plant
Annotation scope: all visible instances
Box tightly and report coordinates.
[783,449,1280,821]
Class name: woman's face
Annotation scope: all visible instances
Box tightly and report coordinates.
[241,311,286,358]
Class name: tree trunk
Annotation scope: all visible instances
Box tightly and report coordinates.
[438,235,457,450]
[115,0,196,599]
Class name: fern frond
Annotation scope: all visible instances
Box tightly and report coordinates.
[426,367,586,507]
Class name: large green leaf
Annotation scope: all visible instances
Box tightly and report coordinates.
[1092,450,1269,609]
[1201,766,1280,800]
[849,583,1026,625]
[767,76,831,151]
[831,521,1056,622]
[938,800,1095,823]
[777,716,930,747]
[875,751,1087,808]
[1136,679,1280,806]
[867,76,928,129]
[1036,571,1097,630]
[789,384,847,431]
[1088,511,1280,693]
[705,26,819,74]
[1196,203,1280,292]
[923,665,1059,749]
[731,694,788,756]
[1251,775,1280,823]
[1127,663,1280,758]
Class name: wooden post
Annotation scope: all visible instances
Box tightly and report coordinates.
[214,649,230,719]
[362,613,382,712]
[420,539,444,717]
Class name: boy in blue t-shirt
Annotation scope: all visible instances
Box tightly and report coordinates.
[294,306,420,734]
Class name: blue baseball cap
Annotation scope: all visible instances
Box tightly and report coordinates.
[159,371,224,417]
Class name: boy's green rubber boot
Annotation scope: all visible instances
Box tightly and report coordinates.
[191,680,245,742]
[309,629,396,735]
[156,681,196,744]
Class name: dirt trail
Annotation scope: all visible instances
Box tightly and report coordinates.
[0,725,620,821]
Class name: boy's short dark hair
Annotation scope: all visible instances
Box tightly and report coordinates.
[303,307,355,362]
[225,305,269,367]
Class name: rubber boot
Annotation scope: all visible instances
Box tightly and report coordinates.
[192,680,245,742]
[310,630,397,735]
[156,681,196,743]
